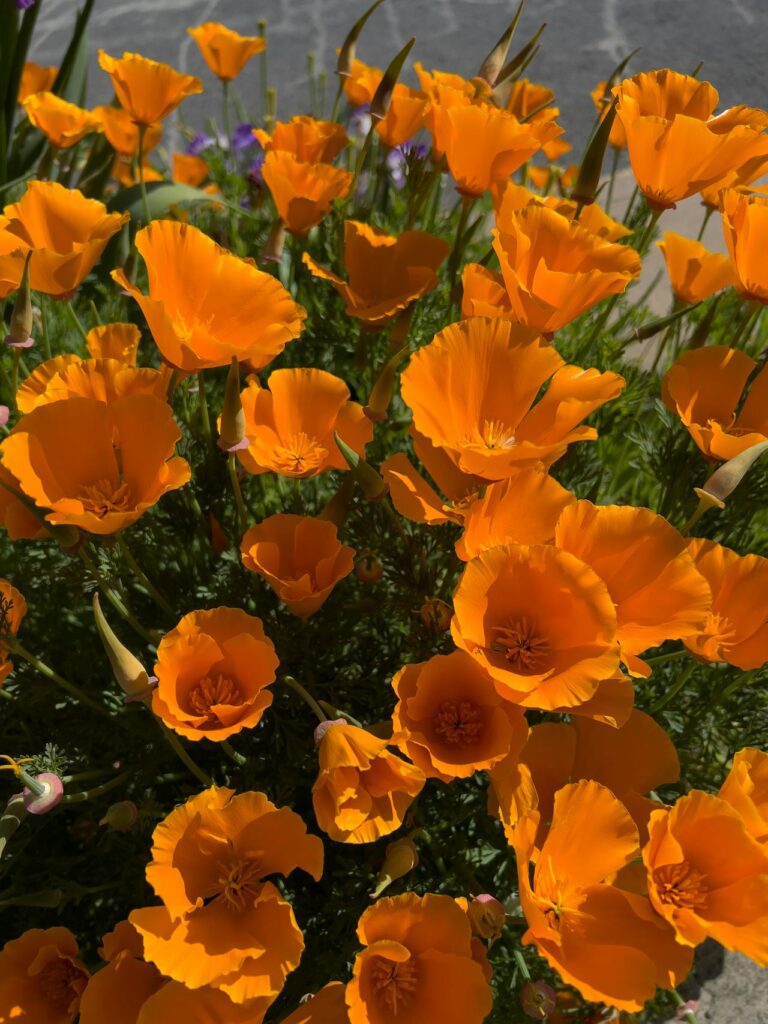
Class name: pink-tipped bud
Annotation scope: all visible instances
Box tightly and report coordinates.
[314,718,346,746]
[355,552,384,583]
[6,252,34,349]
[99,800,139,831]
[468,894,506,940]
[23,772,64,815]
[217,356,248,452]
[520,980,557,1021]
[262,219,286,263]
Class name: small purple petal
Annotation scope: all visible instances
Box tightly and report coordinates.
[349,105,372,142]
[247,153,265,185]
[16,0,36,9]
[231,123,257,151]
[5,335,34,349]
[186,132,216,156]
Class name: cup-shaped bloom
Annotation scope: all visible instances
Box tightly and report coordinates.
[456,469,575,560]
[86,322,141,363]
[98,50,202,125]
[657,232,734,303]
[312,722,425,844]
[0,181,128,298]
[719,747,768,845]
[375,83,428,148]
[18,61,57,103]
[0,927,89,1024]
[262,151,353,236]
[241,514,355,618]
[130,786,324,1004]
[22,92,101,149]
[392,650,528,781]
[415,63,476,158]
[0,395,190,535]
[513,781,693,1012]
[17,357,169,412]
[114,220,305,371]
[400,317,624,478]
[591,80,627,148]
[0,464,44,540]
[451,543,622,710]
[644,790,768,963]
[492,206,641,332]
[93,105,162,156]
[253,116,348,163]
[188,22,265,81]
[493,180,632,243]
[347,893,493,1024]
[343,58,383,106]
[662,345,768,461]
[721,188,768,301]
[152,607,278,742]
[684,538,768,669]
[303,220,449,327]
[442,103,561,197]
[554,501,711,676]
[238,368,373,478]
[0,579,27,685]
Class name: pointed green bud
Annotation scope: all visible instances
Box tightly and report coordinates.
[476,1,525,86]
[370,37,416,121]
[492,23,546,91]
[92,593,151,701]
[337,0,387,78]
[619,302,700,345]
[364,345,408,423]
[571,96,617,206]
[217,357,247,451]
[318,474,356,530]
[334,433,388,500]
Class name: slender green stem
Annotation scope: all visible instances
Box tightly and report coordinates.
[258,20,268,124]
[39,294,52,360]
[158,721,213,787]
[318,700,363,727]
[137,124,152,224]
[330,77,344,122]
[670,990,699,1024]
[634,207,663,256]
[60,770,132,804]
[228,453,247,537]
[65,300,88,344]
[221,80,233,174]
[79,547,156,645]
[605,146,620,213]
[622,184,639,223]
[283,676,327,723]
[643,649,689,668]
[448,195,474,290]
[7,640,107,715]
[696,206,713,242]
[197,370,213,448]
[220,739,247,766]
[513,949,531,981]
[10,349,20,396]
[117,535,175,617]
[650,662,696,714]
[350,122,376,201]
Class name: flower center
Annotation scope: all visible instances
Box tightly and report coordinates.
[473,419,517,450]
[653,862,709,909]
[433,700,483,745]
[703,612,738,647]
[189,674,242,718]
[79,478,133,517]
[37,957,86,1014]
[492,617,549,672]
[272,433,327,476]
[371,956,418,1014]
[216,857,263,911]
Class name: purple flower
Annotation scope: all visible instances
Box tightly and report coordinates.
[16,0,36,9]
[247,153,265,185]
[386,149,407,189]
[186,132,216,156]
[231,123,257,152]
[348,105,372,142]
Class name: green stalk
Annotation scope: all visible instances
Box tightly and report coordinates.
[283,675,327,723]
[650,662,696,714]
[65,300,88,344]
[79,546,156,646]
[7,640,107,715]
[137,123,152,224]
[117,535,175,617]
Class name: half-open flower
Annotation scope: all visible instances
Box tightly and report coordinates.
[657,232,734,304]
[721,188,768,301]
[0,927,89,1024]
[98,50,202,125]
[262,151,352,236]
[254,116,348,163]
[719,747,768,844]
[23,92,101,148]
[18,61,57,103]
[93,105,162,157]
[375,83,428,148]
[17,357,169,412]
[85,322,141,363]
[188,22,265,81]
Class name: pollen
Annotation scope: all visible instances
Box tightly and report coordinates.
[272,433,328,476]
[653,862,709,910]
[493,617,549,671]
[79,478,133,517]
[189,674,242,718]
[433,700,484,745]
[371,955,418,1014]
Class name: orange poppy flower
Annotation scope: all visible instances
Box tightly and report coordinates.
[152,607,278,742]
[614,70,768,210]
[347,892,493,1024]
[78,922,163,1024]
[700,116,768,209]
[136,981,273,1024]
[0,464,44,540]
[644,790,768,963]
[86,322,141,363]
[662,345,768,461]
[493,179,631,242]
[97,50,202,126]
[22,92,101,149]
[262,151,353,236]
[400,317,624,478]
[656,231,735,303]
[312,722,425,844]
[0,579,27,686]
[0,395,190,535]
[442,103,561,198]
[241,514,355,618]
[0,927,90,1024]
[17,357,169,412]
[456,469,575,561]
[172,152,209,186]
[719,747,768,844]
[130,786,323,1004]
[253,116,348,164]
[281,982,349,1023]
[451,542,621,711]
[188,22,265,82]
[111,154,163,188]
[684,538,768,669]
[0,181,128,299]
[505,78,555,120]
[114,220,305,371]
[343,58,383,107]
[93,105,162,156]
[492,205,641,332]
[375,83,428,148]
[238,368,373,478]
[591,80,627,148]
[721,188,768,301]
[303,220,449,327]
[460,263,514,320]
[554,501,711,676]
[18,61,57,103]
[391,649,528,781]
[513,780,693,1011]
[414,63,476,158]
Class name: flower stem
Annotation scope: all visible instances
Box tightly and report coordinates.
[60,770,132,804]
[220,739,247,766]
[79,547,156,645]
[117,534,175,617]
[157,721,213,787]
[605,146,620,213]
[228,453,247,537]
[197,370,213,448]
[137,124,152,224]
[65,300,88,344]
[7,640,107,715]
[283,675,327,723]
[643,649,689,667]
[39,294,52,360]
[650,661,696,714]
[221,80,233,174]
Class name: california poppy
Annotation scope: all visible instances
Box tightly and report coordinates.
[347,892,493,1024]
[0,927,89,1024]
[684,538,768,669]
[0,464,44,540]
[23,92,101,148]
[644,790,768,963]
[591,79,627,148]
[392,649,528,781]
[152,607,278,742]
[93,105,162,157]
[343,58,383,107]
[98,50,202,126]
[460,264,514,320]
[114,220,305,371]
[657,232,735,303]
[281,983,349,1023]
[312,721,425,844]
[18,61,57,103]
[415,63,476,158]
[303,220,449,327]
[662,345,768,461]
[17,357,169,412]
[0,579,27,686]
[375,83,428,149]
[254,116,348,164]
[188,22,265,82]
[513,780,693,1011]
[262,151,353,236]
[719,747,768,844]
[130,786,323,1004]
[451,542,621,711]
[493,179,631,243]
[0,395,190,535]
[241,514,355,618]
[721,188,768,301]
[400,317,624,478]
[172,152,209,187]
[86,322,141,363]
[238,368,373,478]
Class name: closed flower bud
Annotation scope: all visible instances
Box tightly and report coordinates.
[92,594,151,700]
[334,433,387,500]
[370,38,415,121]
[468,894,506,941]
[419,596,452,632]
[6,253,34,350]
[370,836,419,897]
[217,356,248,451]
[337,0,386,79]
[355,552,384,583]
[476,4,524,87]
[0,406,8,428]
[520,979,557,1020]
[261,218,286,264]
[364,346,408,422]
[99,800,139,831]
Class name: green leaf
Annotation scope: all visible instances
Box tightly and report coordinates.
[52,0,95,103]
[107,181,217,220]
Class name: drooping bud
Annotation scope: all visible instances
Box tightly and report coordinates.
[364,346,408,422]
[685,440,768,533]
[261,219,286,263]
[334,433,388,500]
[571,96,617,207]
[370,37,416,121]
[0,406,8,428]
[6,253,34,349]
[99,800,139,831]
[520,979,557,1021]
[217,356,248,451]
[419,596,452,632]
[355,551,384,583]
[337,0,387,78]
[476,1,524,87]
[468,893,506,941]
[371,836,419,898]
[92,593,151,701]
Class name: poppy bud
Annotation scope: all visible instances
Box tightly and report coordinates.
[370,836,419,898]
[492,23,546,93]
[261,218,286,263]
[419,596,452,632]
[92,593,151,701]
[99,800,139,831]
[685,440,768,534]
[571,96,617,207]
[49,523,82,552]
[6,253,34,349]
[476,2,524,87]
[468,893,506,941]
[520,979,557,1020]
[217,356,248,451]
[334,433,388,500]
[370,37,415,121]
[355,552,384,583]
[336,0,387,78]
[23,771,64,815]
[619,301,699,346]
[364,345,407,422]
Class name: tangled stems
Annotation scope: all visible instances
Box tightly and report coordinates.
[65,301,89,345]
[60,770,133,805]
[6,639,108,715]
[117,534,175,618]
[78,546,156,646]
[650,661,697,714]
